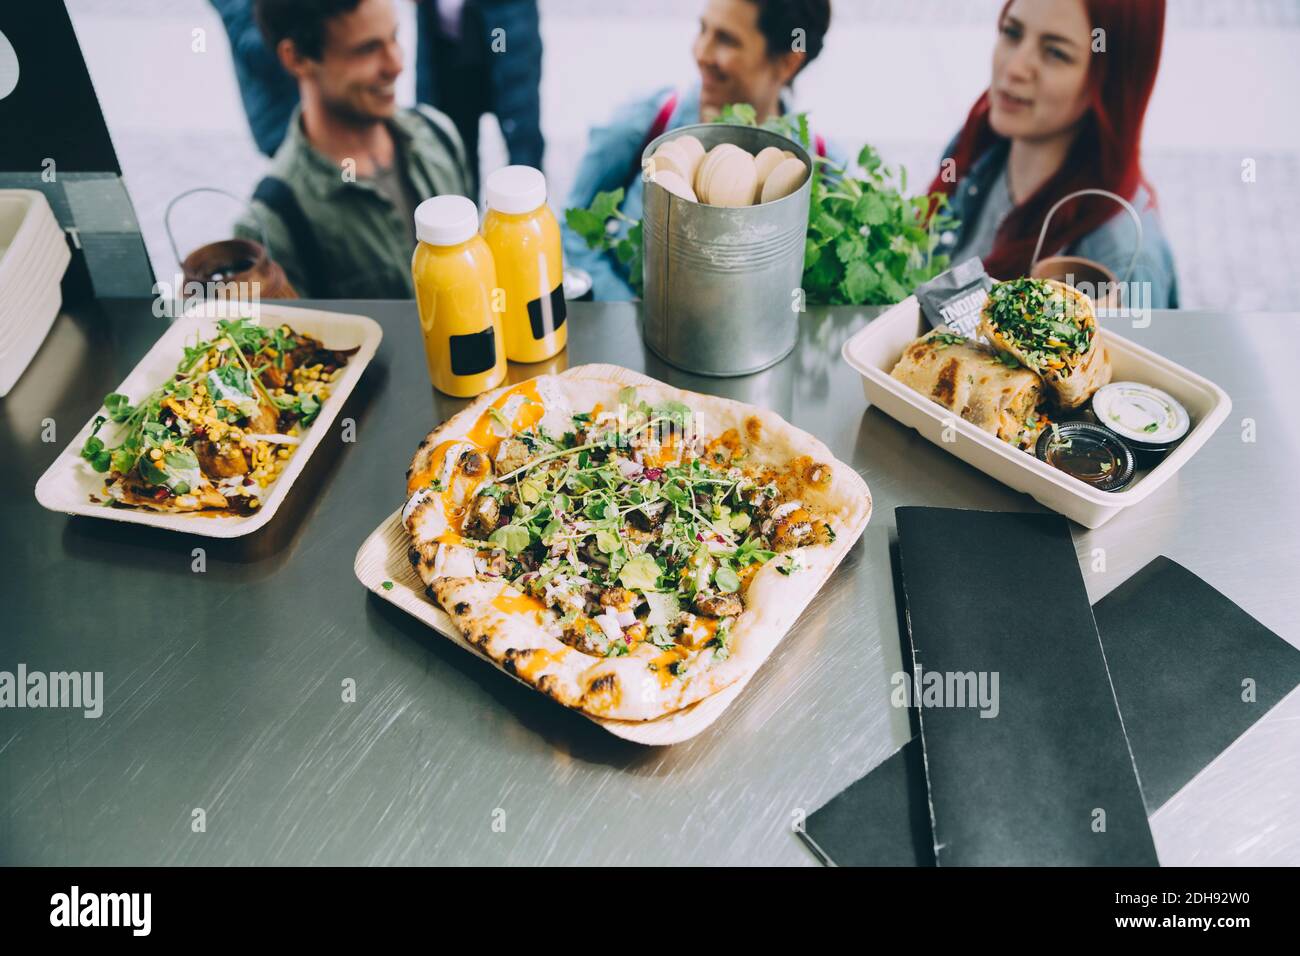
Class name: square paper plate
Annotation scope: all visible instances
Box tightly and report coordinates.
[353,363,872,745]
[842,296,1231,528]
[35,301,381,537]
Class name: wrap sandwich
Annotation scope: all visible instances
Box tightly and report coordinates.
[891,330,1049,449]
[977,277,1111,409]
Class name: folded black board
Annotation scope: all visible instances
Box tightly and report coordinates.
[1092,555,1300,812]
[803,537,1300,866]
[893,507,1156,865]
[799,738,935,867]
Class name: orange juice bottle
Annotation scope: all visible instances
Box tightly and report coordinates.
[411,195,506,397]
[481,166,567,363]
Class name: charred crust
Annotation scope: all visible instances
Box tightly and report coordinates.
[425,584,438,601]
[454,601,471,616]
[588,673,617,695]
[932,358,959,407]
[407,546,421,568]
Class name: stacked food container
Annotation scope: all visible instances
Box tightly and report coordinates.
[0,189,71,396]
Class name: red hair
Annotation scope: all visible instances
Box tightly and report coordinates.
[928,0,1165,279]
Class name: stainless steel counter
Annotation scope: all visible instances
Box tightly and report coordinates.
[2,299,1297,865]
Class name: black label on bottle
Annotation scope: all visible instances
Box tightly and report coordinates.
[526,281,567,341]
[449,326,497,376]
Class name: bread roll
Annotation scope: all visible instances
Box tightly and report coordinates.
[759,157,806,203]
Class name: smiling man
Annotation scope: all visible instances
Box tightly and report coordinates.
[237,0,471,298]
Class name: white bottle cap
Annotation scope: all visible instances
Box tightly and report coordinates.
[414,195,480,246]
[484,165,547,215]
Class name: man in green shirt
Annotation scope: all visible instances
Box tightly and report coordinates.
[237,0,472,298]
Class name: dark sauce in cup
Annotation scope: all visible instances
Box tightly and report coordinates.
[1034,422,1136,492]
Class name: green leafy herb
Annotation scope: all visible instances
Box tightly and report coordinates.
[564,187,645,295]
[714,565,741,593]
[931,332,968,348]
[619,553,661,591]
[488,524,530,555]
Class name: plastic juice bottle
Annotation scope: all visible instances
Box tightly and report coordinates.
[411,195,506,397]
[481,166,567,363]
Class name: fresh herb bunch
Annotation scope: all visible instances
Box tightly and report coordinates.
[563,105,958,305]
[564,191,645,295]
[984,278,1092,374]
[804,144,955,305]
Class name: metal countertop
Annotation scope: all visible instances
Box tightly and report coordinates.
[2,299,1296,865]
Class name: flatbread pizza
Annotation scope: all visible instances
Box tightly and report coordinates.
[401,373,870,722]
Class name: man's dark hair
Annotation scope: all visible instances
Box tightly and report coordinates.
[750,0,832,77]
[255,0,364,61]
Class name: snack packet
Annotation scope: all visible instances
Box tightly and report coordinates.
[915,257,993,340]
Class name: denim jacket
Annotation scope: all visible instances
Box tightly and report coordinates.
[562,83,842,300]
[936,137,1180,309]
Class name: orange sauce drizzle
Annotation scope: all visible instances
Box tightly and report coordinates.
[516,648,566,681]
[648,646,689,687]
[492,590,548,620]
[465,379,543,457]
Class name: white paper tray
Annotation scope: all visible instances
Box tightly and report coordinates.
[0,189,71,396]
[35,301,382,537]
[354,363,872,745]
[841,295,1231,528]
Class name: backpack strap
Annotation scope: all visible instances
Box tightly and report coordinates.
[629,90,679,186]
[413,104,468,180]
[253,175,326,297]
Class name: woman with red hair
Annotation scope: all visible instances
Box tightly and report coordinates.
[931,0,1177,307]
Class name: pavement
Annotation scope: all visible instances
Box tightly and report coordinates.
[64,0,1300,311]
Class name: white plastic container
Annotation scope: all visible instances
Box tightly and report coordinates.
[0,190,71,396]
[35,301,381,538]
[841,295,1231,528]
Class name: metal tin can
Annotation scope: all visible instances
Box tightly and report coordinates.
[640,123,812,377]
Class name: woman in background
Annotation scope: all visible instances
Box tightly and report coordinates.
[563,0,834,300]
[931,0,1178,307]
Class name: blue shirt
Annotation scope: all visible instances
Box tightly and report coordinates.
[209,0,299,157]
[936,136,1180,309]
[562,84,842,300]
